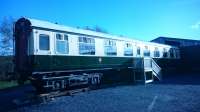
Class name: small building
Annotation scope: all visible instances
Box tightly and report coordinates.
[151,37,200,47]
[151,37,200,73]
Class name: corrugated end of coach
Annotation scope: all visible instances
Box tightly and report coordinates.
[14,18,32,83]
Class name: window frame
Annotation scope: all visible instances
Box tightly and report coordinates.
[124,42,133,56]
[154,47,160,58]
[143,46,150,57]
[39,34,50,51]
[175,49,180,58]
[78,36,95,55]
[136,46,141,56]
[169,48,175,58]
[104,39,117,56]
[55,33,69,54]
[163,48,168,58]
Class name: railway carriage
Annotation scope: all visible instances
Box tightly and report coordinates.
[14,18,180,92]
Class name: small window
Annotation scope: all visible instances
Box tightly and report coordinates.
[143,46,150,57]
[56,33,69,54]
[56,34,62,40]
[79,37,95,55]
[163,48,168,58]
[124,42,133,56]
[154,47,160,57]
[64,35,68,40]
[176,49,180,58]
[104,39,117,55]
[137,47,141,55]
[169,48,175,58]
[39,34,50,50]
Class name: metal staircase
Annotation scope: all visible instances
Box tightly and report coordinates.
[134,57,162,84]
[143,58,162,83]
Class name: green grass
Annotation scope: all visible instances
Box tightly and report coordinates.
[0,80,30,90]
[0,80,18,90]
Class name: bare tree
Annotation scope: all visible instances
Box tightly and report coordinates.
[0,17,15,81]
[0,17,15,56]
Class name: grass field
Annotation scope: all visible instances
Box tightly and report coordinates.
[0,80,18,90]
[0,80,30,90]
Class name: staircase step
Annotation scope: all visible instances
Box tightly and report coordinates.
[144,68,152,72]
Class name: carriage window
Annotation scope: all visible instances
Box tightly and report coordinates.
[175,49,180,58]
[39,34,50,50]
[137,47,141,55]
[154,47,160,57]
[124,43,133,56]
[56,34,69,54]
[169,48,174,58]
[104,39,117,56]
[79,37,95,55]
[143,46,150,57]
[163,48,168,58]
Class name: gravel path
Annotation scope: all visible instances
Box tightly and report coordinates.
[1,73,200,112]
[9,84,200,112]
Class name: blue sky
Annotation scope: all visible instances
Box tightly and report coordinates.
[1,0,200,41]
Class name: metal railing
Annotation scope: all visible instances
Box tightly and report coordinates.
[143,58,162,81]
[151,59,162,80]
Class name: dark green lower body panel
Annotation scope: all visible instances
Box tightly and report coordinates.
[28,55,144,93]
[30,55,141,72]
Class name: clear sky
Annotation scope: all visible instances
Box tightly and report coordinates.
[1,0,200,41]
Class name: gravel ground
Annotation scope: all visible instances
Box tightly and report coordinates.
[2,73,200,112]
[8,84,200,112]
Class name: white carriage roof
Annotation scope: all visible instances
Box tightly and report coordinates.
[28,18,174,48]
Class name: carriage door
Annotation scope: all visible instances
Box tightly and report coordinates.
[36,30,51,55]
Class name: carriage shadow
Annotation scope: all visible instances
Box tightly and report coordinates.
[155,72,200,85]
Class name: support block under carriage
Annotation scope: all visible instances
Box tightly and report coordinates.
[31,71,103,93]
[30,67,140,93]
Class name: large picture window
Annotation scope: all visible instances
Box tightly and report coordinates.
[154,47,160,57]
[143,46,150,57]
[56,33,69,54]
[39,34,50,50]
[124,42,133,56]
[104,39,117,56]
[79,36,95,55]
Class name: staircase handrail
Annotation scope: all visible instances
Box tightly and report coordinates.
[151,58,162,80]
